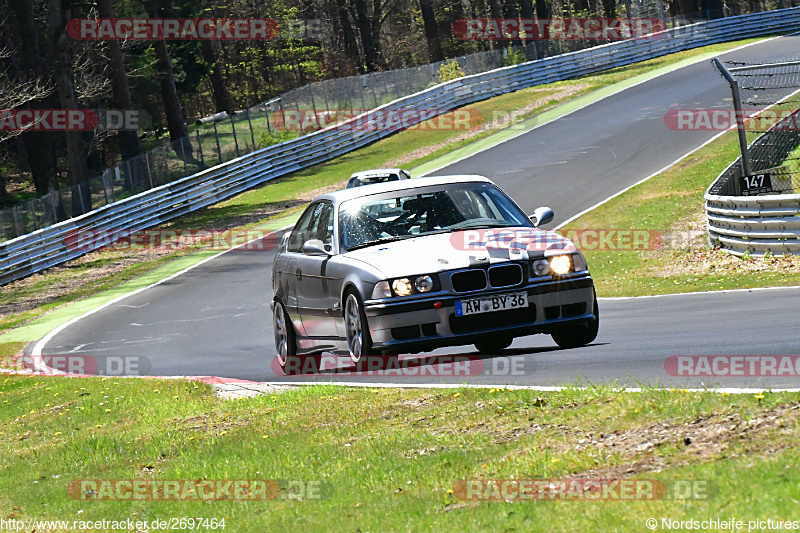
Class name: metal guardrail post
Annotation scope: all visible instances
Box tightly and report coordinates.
[196,130,205,166]
[247,108,256,150]
[712,58,752,186]
[230,115,240,157]
[144,151,154,189]
[213,122,222,164]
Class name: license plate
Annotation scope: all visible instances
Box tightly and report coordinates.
[455,292,528,316]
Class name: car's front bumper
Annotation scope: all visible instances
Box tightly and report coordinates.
[363,273,595,352]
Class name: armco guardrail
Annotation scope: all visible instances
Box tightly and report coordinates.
[4,8,800,285]
[706,110,800,257]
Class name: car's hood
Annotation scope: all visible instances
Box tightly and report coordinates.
[342,228,574,278]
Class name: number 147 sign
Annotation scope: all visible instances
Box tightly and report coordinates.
[739,172,773,196]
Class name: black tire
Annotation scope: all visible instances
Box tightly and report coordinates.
[273,300,298,371]
[474,336,513,354]
[344,290,374,363]
[551,295,599,349]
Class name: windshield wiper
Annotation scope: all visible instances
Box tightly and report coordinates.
[448,220,520,230]
[346,235,413,251]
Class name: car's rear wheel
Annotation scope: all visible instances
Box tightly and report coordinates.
[474,336,513,354]
[273,300,297,370]
[344,290,373,363]
[551,294,599,349]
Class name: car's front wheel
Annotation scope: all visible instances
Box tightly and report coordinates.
[551,295,599,349]
[344,290,374,363]
[273,300,297,370]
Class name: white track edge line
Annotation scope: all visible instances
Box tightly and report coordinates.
[216,381,800,394]
[30,223,296,359]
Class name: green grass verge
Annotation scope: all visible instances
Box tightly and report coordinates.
[1,376,798,530]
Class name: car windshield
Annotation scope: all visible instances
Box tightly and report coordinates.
[339,182,532,251]
[356,175,396,185]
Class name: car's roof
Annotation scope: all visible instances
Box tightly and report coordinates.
[348,168,405,179]
[319,175,493,204]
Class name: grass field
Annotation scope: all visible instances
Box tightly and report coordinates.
[2,376,799,530]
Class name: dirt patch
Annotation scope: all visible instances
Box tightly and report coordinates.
[571,401,800,479]
[173,412,254,434]
[384,85,588,168]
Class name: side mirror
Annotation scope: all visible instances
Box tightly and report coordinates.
[529,206,554,228]
[302,239,332,256]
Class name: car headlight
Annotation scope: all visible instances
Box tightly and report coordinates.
[572,252,587,272]
[532,259,550,276]
[549,255,572,275]
[372,275,439,298]
[392,278,414,296]
[371,280,392,299]
[415,275,433,293]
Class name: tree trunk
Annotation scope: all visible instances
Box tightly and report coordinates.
[534,0,551,57]
[353,0,378,71]
[519,0,536,57]
[336,0,362,68]
[7,0,59,196]
[502,0,522,49]
[201,40,233,114]
[701,0,724,17]
[97,0,146,192]
[146,2,188,142]
[677,0,699,16]
[419,0,444,62]
[48,0,91,215]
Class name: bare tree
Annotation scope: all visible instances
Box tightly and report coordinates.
[419,0,444,62]
[48,0,91,214]
[6,0,60,195]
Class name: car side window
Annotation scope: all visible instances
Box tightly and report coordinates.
[313,203,334,248]
[287,202,334,253]
[287,204,318,253]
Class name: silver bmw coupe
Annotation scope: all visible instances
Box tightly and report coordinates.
[271,175,598,370]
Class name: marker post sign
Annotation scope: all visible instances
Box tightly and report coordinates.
[738,171,773,196]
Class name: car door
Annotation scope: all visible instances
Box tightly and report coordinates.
[274,204,318,337]
[293,201,341,338]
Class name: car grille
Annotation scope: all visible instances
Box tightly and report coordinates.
[449,305,537,333]
[488,264,523,288]
[451,270,487,292]
[450,263,524,293]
